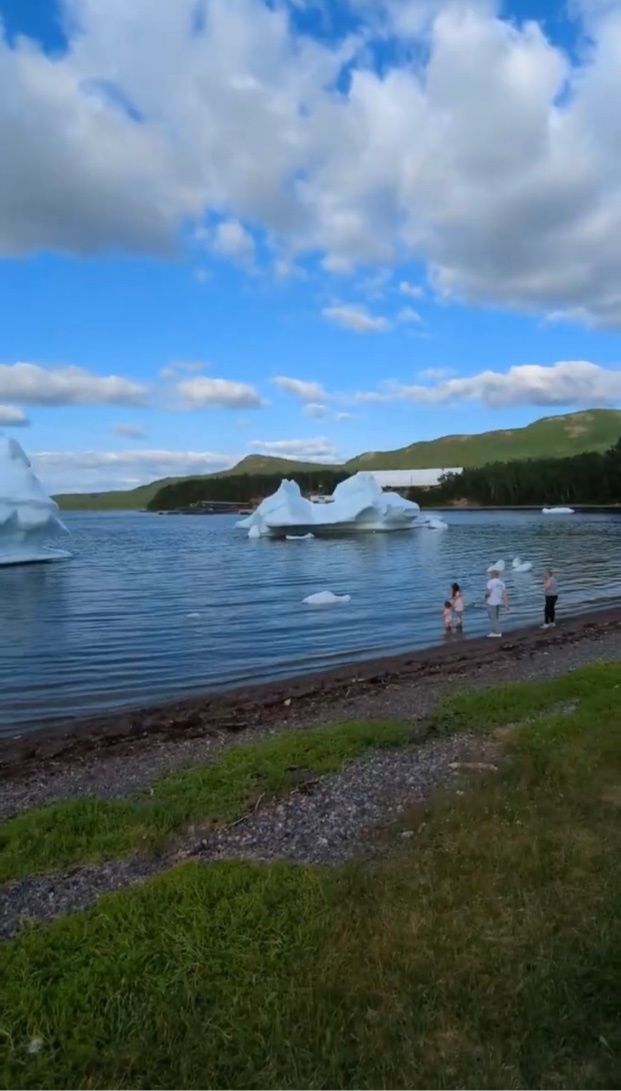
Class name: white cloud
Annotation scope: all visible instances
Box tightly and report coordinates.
[35,448,233,493]
[273,376,327,402]
[396,306,422,324]
[3,1,621,323]
[112,423,149,439]
[0,363,148,405]
[175,361,206,373]
[249,437,340,461]
[356,361,621,408]
[303,402,329,417]
[322,305,391,333]
[418,367,457,379]
[159,367,178,381]
[0,404,29,426]
[212,219,256,265]
[399,281,424,299]
[177,376,264,408]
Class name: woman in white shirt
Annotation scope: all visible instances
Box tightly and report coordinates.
[485,569,509,638]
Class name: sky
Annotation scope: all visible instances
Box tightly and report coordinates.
[1,0,621,492]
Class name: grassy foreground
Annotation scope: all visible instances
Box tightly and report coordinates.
[1,663,620,1089]
[0,720,409,883]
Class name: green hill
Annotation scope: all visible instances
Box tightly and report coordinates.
[219,455,342,477]
[54,409,621,509]
[346,409,621,470]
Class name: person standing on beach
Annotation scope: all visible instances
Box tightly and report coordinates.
[542,569,558,629]
[485,568,508,638]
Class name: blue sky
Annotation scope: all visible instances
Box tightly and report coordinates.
[1,0,620,491]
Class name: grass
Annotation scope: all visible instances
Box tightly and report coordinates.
[54,409,621,509]
[1,663,620,1088]
[0,720,409,883]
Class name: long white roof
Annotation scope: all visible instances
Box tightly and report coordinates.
[370,468,463,487]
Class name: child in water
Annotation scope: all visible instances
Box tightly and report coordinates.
[443,601,453,631]
[451,583,465,630]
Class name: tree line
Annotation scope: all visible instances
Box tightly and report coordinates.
[430,437,621,506]
[148,469,350,510]
[148,438,621,511]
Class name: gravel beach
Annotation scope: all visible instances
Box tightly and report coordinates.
[1,610,620,940]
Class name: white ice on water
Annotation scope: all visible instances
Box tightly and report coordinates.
[542,506,575,514]
[237,472,445,538]
[303,591,351,606]
[0,435,71,566]
[512,557,533,572]
[487,559,506,573]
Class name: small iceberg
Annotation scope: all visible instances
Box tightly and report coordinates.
[237,472,442,538]
[303,591,351,606]
[542,506,575,515]
[487,559,506,573]
[286,533,315,541]
[0,435,71,566]
[512,557,533,573]
[421,515,449,530]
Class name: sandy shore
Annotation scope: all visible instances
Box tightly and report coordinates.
[2,606,621,817]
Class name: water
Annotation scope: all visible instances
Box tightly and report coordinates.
[0,509,620,737]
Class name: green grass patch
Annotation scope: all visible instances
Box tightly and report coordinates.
[432,661,621,733]
[0,720,409,884]
[1,662,620,1088]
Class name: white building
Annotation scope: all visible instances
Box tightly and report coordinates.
[370,468,463,489]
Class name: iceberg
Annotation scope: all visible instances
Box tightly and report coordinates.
[237,472,444,538]
[303,591,351,606]
[0,435,71,566]
[487,559,506,573]
[542,506,575,515]
[512,557,533,572]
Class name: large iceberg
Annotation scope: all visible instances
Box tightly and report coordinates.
[237,472,446,538]
[0,435,71,565]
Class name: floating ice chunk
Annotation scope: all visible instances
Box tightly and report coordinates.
[512,557,533,572]
[487,559,506,573]
[542,506,575,514]
[237,472,440,538]
[303,591,351,606]
[247,524,262,539]
[0,435,71,566]
[286,533,314,540]
[421,515,448,530]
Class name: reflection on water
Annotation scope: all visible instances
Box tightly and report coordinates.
[0,509,619,735]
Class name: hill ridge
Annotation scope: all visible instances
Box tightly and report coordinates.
[54,408,621,509]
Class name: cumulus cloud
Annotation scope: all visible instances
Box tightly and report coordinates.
[399,281,424,299]
[177,376,264,408]
[396,306,422,324]
[34,448,233,493]
[273,376,327,402]
[212,219,256,265]
[356,361,621,408]
[249,437,340,461]
[304,402,329,418]
[0,363,148,405]
[0,404,29,426]
[3,1,621,323]
[112,423,149,439]
[322,305,391,333]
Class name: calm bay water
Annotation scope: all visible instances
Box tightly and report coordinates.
[0,509,620,737]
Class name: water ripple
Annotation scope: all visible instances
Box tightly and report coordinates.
[0,509,619,735]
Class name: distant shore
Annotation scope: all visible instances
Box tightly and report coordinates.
[2,606,621,784]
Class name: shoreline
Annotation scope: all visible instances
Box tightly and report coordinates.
[2,605,621,779]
